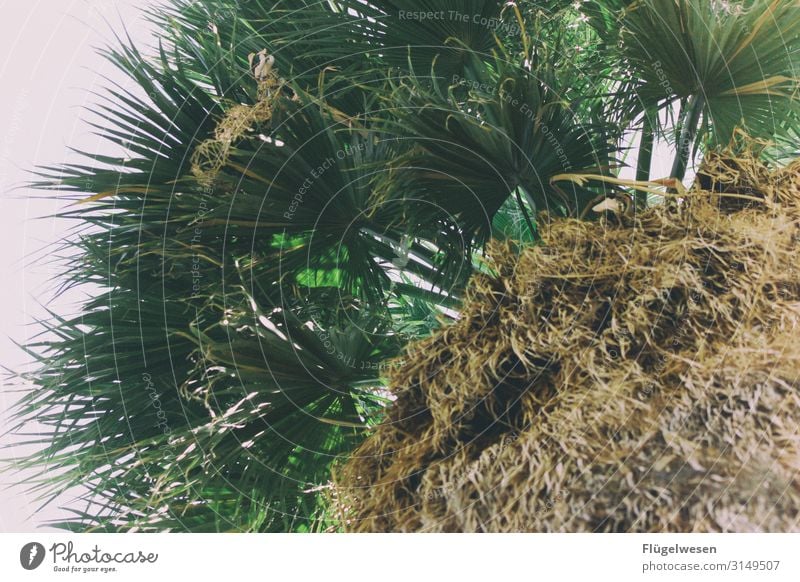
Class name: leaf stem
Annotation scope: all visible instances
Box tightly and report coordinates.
[635,109,655,208]
[670,94,704,184]
[514,186,537,239]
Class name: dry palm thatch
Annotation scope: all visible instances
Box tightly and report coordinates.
[191,53,285,186]
[333,149,800,532]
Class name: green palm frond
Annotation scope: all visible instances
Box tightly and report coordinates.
[380,54,617,235]
[621,0,800,146]
[11,2,475,531]
[335,0,513,79]
[13,269,405,532]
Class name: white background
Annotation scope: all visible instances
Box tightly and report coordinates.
[0,533,798,581]
[0,0,155,532]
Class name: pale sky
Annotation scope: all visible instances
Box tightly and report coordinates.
[0,0,155,532]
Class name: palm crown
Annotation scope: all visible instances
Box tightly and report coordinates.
[9,0,799,531]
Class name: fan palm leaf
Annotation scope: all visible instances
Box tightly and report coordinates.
[620,0,800,147]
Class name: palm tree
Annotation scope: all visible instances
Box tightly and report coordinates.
[9,0,799,531]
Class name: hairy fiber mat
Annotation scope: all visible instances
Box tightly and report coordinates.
[334,153,800,532]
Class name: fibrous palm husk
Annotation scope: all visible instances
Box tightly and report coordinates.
[190,62,284,186]
[333,151,800,532]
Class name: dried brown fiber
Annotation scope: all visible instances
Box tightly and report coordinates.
[191,57,284,186]
[333,150,800,532]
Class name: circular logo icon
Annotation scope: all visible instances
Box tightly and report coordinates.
[20,542,46,570]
